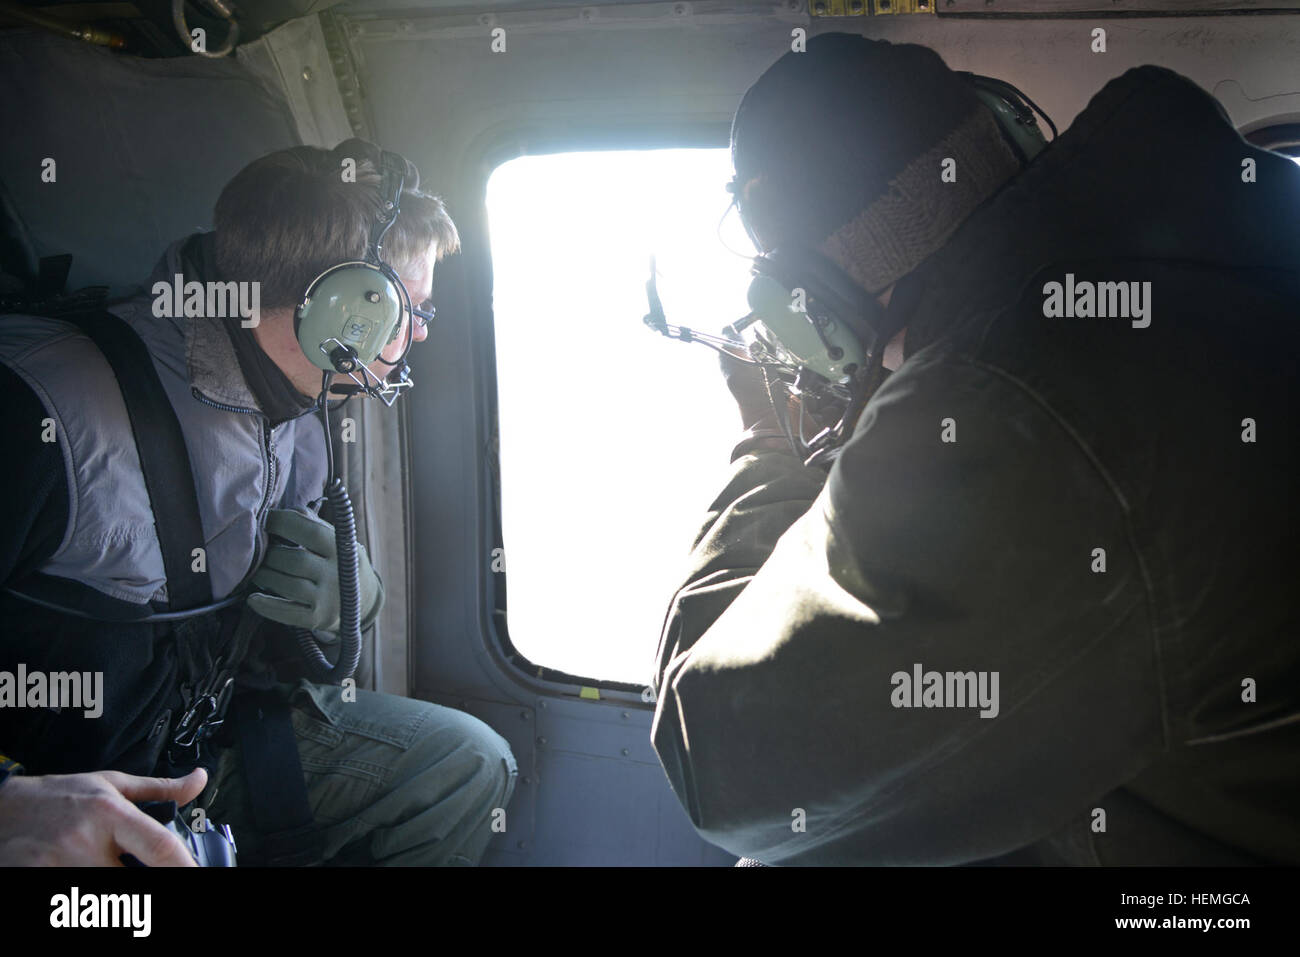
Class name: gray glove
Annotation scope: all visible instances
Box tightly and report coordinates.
[247,507,383,633]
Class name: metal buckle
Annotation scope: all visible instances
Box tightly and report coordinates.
[168,663,234,765]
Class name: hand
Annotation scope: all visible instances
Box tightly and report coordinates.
[719,349,800,434]
[0,767,206,866]
[247,508,383,633]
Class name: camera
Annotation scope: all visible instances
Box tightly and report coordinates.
[121,800,237,867]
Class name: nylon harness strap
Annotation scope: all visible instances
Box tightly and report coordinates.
[60,310,212,610]
[234,690,324,866]
[62,308,319,864]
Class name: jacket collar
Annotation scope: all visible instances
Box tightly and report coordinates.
[133,232,315,420]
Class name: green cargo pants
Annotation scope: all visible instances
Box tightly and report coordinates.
[203,679,517,866]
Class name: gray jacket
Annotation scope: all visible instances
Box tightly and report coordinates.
[0,237,326,610]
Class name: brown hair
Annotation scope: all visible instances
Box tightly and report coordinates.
[213,145,460,308]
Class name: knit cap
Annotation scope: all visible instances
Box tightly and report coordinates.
[731,33,1022,293]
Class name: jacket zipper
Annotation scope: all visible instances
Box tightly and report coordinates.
[261,423,278,531]
[191,387,278,589]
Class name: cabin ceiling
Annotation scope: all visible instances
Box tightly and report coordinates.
[3,1,1297,61]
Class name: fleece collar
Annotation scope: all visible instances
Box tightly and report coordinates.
[137,232,315,421]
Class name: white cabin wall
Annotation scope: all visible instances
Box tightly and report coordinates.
[341,6,1299,185]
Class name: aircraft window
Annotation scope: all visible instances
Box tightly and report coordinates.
[1243,122,1300,163]
[486,149,756,685]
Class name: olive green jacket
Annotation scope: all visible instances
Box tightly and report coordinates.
[651,66,1300,865]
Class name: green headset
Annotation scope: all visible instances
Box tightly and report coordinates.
[290,140,429,681]
[646,73,1055,465]
[294,141,428,405]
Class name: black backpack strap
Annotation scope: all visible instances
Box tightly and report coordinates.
[33,306,319,860]
[233,689,324,866]
[60,309,213,611]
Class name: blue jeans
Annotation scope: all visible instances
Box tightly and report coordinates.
[205,680,517,865]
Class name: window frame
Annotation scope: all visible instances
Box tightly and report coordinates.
[1244,122,1300,159]
[475,126,732,700]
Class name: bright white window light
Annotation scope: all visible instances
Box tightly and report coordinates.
[487,149,758,686]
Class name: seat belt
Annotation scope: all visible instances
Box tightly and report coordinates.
[58,309,213,610]
[233,690,325,866]
[50,306,320,862]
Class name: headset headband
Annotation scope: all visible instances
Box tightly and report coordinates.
[957,72,1055,167]
[368,149,410,267]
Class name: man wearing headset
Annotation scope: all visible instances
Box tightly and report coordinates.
[650,35,1299,865]
[0,141,516,865]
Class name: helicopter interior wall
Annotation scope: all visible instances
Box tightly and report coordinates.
[343,6,1298,864]
[0,28,302,298]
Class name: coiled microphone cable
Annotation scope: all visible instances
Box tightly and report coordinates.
[294,371,363,682]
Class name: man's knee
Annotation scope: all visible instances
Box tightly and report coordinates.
[303,682,517,809]
[362,698,518,865]
[247,682,518,864]
[411,703,517,809]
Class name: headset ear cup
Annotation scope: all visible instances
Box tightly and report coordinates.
[757,247,887,356]
[379,263,407,348]
[296,262,405,370]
